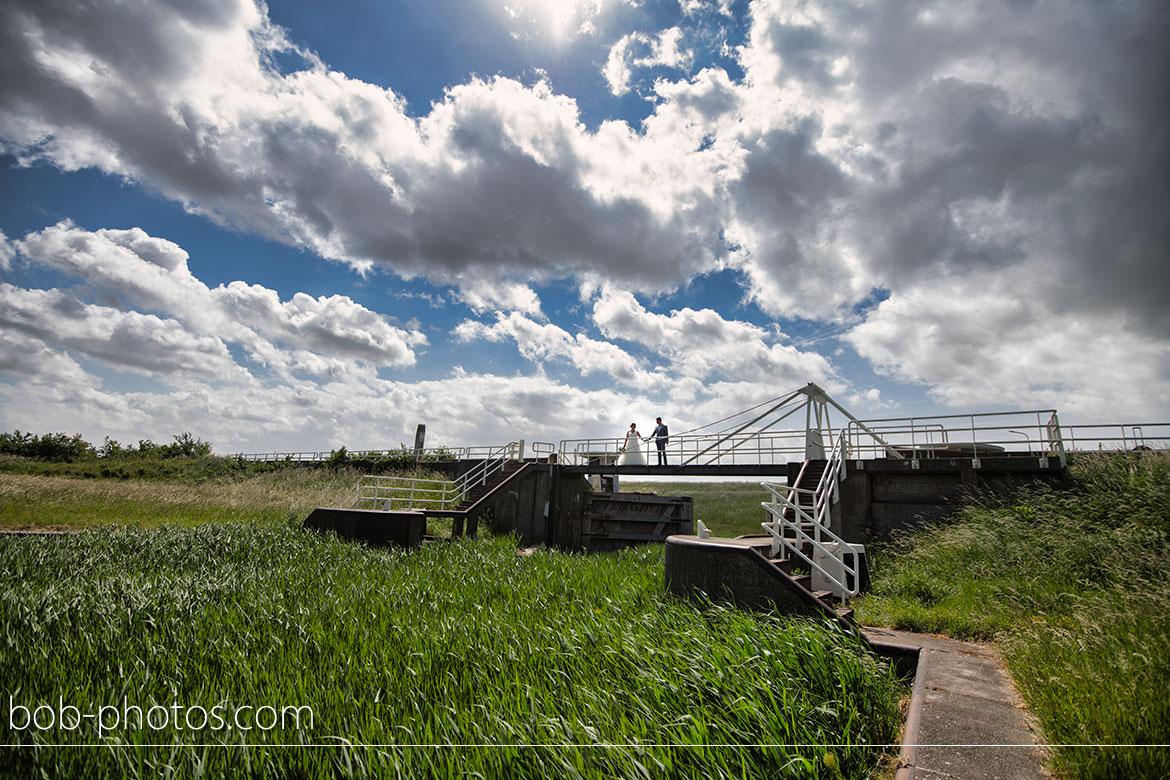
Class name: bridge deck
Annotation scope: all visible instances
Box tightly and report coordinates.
[563,451,1058,478]
[562,463,794,477]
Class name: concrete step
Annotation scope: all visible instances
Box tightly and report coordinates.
[769,557,811,575]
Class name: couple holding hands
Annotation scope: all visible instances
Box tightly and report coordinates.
[617,417,669,466]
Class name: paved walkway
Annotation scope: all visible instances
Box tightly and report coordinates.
[862,627,1050,780]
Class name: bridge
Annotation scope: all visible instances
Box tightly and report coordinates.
[295,383,1167,618]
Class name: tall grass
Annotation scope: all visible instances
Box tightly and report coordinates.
[1,527,905,779]
[856,452,1170,779]
[0,467,446,530]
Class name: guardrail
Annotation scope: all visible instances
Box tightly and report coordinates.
[761,431,859,601]
[347,441,524,512]
[234,444,517,464]
[557,410,1079,467]
[557,430,810,467]
[843,410,1065,462]
[1060,424,1170,452]
[351,474,458,511]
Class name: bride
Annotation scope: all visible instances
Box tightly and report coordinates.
[617,422,646,466]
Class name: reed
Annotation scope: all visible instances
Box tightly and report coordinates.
[0,526,905,779]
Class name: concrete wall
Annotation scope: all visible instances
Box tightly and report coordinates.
[664,536,836,620]
[303,507,425,548]
[835,456,1065,544]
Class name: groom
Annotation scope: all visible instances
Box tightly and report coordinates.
[651,417,669,465]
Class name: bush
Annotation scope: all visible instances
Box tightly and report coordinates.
[0,430,95,461]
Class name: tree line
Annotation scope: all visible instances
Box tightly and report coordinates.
[0,430,214,462]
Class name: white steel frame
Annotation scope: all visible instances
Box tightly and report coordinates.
[348,441,524,512]
[760,429,860,601]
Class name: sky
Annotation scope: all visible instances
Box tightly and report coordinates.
[0,0,1167,455]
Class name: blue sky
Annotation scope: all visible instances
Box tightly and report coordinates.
[0,0,1167,453]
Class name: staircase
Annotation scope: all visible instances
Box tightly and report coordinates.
[768,545,857,624]
[664,534,861,629]
[760,431,866,606]
[451,459,527,513]
[777,458,826,530]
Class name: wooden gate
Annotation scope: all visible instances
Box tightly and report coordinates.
[581,492,693,552]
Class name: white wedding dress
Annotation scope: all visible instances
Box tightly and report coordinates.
[617,430,646,466]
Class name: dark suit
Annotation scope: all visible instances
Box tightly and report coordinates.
[651,423,669,465]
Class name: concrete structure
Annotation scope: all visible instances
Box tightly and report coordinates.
[835,454,1065,543]
[664,534,854,625]
[303,507,425,548]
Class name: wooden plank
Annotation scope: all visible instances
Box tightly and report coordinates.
[582,532,675,542]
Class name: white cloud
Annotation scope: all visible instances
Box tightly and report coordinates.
[0,284,244,381]
[456,280,543,316]
[454,311,664,389]
[603,34,637,96]
[0,230,14,271]
[603,27,693,95]
[680,0,734,16]
[845,276,1170,421]
[590,287,840,388]
[0,330,92,388]
[14,221,426,369]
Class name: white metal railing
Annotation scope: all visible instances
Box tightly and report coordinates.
[557,430,811,467]
[530,441,557,458]
[760,430,859,601]
[557,407,1170,469]
[348,441,524,512]
[556,409,1074,468]
[234,444,511,463]
[1060,424,1170,453]
[843,410,1066,464]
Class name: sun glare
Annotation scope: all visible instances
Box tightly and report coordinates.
[500,0,612,43]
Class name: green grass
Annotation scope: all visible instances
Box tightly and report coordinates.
[0,467,450,531]
[0,526,905,779]
[624,481,771,538]
[0,451,280,482]
[855,452,1170,780]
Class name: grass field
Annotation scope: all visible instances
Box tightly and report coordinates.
[0,525,905,779]
[8,454,1165,779]
[0,466,424,530]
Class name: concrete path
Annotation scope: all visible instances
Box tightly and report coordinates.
[863,627,1050,780]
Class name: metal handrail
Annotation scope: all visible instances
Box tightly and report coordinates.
[844,410,1065,460]
[558,409,1084,467]
[759,431,858,600]
[760,491,860,601]
[1060,423,1170,452]
[235,444,506,463]
[558,430,809,467]
[348,441,524,512]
